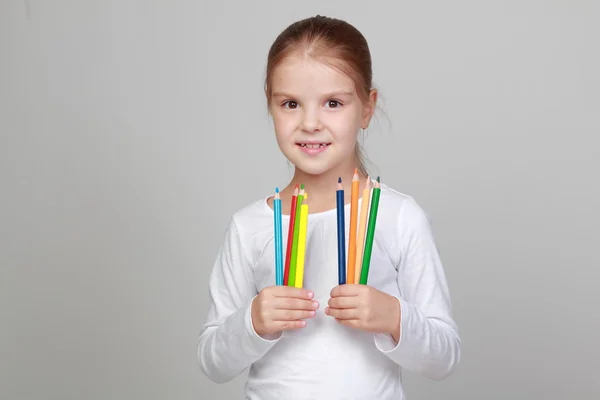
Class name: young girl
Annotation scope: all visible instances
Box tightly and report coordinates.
[198,15,460,399]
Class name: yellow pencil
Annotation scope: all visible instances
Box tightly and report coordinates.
[295,193,309,288]
[355,176,371,284]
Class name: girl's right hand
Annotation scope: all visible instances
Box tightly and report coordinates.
[251,286,319,338]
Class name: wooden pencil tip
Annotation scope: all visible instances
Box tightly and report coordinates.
[377,176,381,183]
[294,183,299,189]
[275,187,279,193]
[354,167,358,174]
[301,183,305,189]
[338,177,342,183]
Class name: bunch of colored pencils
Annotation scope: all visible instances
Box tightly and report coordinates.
[272,173,380,288]
[338,171,381,285]
[273,184,309,287]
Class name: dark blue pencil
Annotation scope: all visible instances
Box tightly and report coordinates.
[336,177,346,285]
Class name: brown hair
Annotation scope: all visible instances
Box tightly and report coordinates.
[265,15,374,177]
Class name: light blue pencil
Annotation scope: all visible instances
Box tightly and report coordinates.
[274,188,284,285]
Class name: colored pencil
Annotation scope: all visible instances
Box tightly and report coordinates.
[288,184,305,286]
[355,176,371,284]
[346,169,360,284]
[283,184,298,286]
[336,177,346,285]
[360,177,381,285]
[274,188,284,285]
[295,193,309,288]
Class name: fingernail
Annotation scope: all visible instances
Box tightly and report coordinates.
[312,301,319,309]
[309,311,316,317]
[308,292,314,299]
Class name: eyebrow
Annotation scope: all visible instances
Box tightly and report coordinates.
[271,90,355,98]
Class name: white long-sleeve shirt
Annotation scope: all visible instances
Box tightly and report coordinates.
[198,184,461,399]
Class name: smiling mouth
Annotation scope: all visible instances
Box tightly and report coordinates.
[296,143,331,148]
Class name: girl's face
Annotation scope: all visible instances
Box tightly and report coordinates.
[269,56,375,176]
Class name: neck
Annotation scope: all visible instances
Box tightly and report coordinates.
[287,162,368,213]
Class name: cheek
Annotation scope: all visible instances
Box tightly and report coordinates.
[327,111,361,141]
[272,113,297,138]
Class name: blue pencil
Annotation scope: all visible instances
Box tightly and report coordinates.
[336,177,346,285]
[274,188,284,285]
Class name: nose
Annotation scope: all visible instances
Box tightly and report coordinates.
[300,108,323,133]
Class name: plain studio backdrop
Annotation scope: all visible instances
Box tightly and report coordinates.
[1,1,599,399]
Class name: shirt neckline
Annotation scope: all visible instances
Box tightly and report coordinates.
[262,192,368,219]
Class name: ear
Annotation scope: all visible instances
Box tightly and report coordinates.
[361,89,378,129]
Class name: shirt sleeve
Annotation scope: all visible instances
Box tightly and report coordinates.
[197,216,281,383]
[373,197,461,381]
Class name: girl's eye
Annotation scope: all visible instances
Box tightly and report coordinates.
[325,100,342,108]
[283,101,298,109]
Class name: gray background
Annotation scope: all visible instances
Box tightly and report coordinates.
[1,1,599,399]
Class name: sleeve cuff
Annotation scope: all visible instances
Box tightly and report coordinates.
[374,296,411,354]
[373,297,430,373]
[244,295,282,346]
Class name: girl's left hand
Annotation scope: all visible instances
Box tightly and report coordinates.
[325,284,401,341]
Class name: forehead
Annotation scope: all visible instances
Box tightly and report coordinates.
[270,55,356,95]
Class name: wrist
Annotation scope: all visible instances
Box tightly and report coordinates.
[250,297,266,337]
[250,297,281,340]
[387,295,401,341]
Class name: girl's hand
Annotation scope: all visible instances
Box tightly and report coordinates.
[325,284,401,341]
[251,286,319,338]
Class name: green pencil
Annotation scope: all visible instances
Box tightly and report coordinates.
[288,184,304,286]
[360,177,381,284]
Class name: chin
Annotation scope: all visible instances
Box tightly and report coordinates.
[288,155,338,176]
[295,163,332,176]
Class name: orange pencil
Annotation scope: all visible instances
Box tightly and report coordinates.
[355,176,371,284]
[346,168,360,283]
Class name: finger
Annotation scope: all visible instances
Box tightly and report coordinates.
[327,296,356,309]
[337,319,362,329]
[273,309,316,321]
[324,306,359,320]
[277,320,307,331]
[271,286,314,300]
[330,284,362,298]
[275,297,319,311]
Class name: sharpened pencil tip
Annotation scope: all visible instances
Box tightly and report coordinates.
[301,183,305,189]
[377,176,380,182]
[275,187,279,193]
[338,177,342,183]
[294,184,299,189]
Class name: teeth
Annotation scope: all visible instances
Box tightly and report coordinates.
[300,143,327,148]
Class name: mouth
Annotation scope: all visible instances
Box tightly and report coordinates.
[296,141,331,155]
[296,142,331,149]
